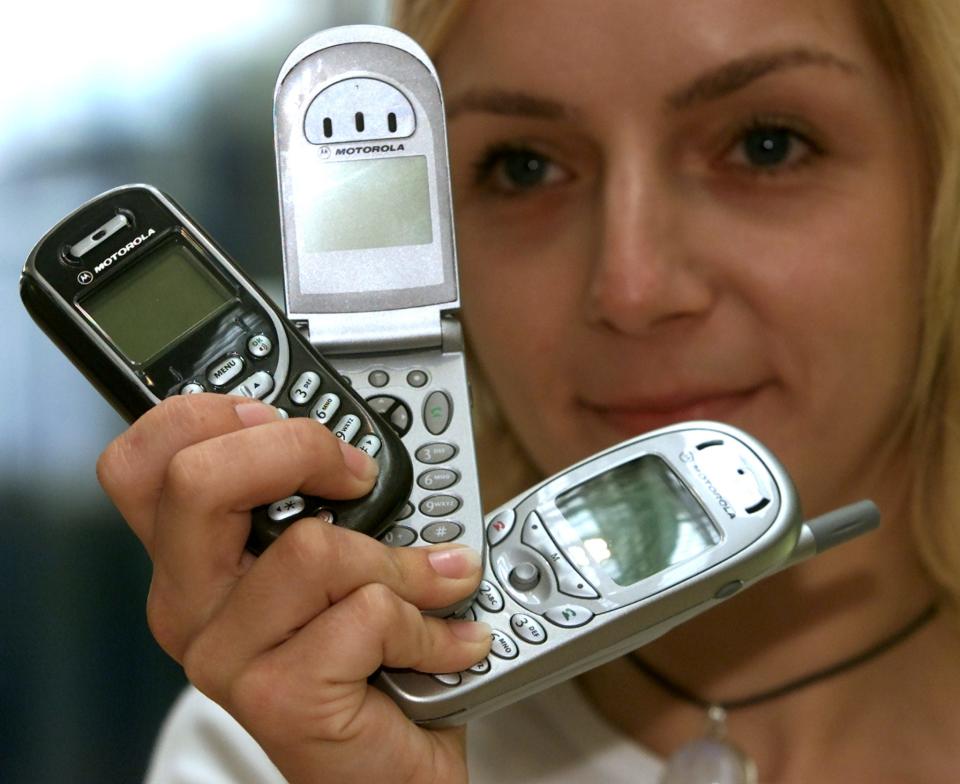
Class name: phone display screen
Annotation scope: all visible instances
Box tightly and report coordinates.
[82,239,234,365]
[290,154,445,297]
[557,455,720,587]
[299,156,433,253]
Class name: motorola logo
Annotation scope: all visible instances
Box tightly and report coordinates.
[78,271,94,285]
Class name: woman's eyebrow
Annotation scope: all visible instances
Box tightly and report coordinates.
[445,88,578,121]
[667,47,862,110]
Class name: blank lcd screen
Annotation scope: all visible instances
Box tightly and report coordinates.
[82,240,234,365]
[556,455,720,587]
[298,156,432,253]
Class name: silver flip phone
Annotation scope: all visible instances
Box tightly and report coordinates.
[376,421,879,726]
[274,25,482,563]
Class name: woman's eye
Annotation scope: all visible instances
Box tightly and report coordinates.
[725,123,820,172]
[473,146,571,193]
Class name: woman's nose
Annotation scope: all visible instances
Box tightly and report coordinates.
[584,156,715,336]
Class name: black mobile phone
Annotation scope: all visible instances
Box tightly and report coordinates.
[19,183,412,553]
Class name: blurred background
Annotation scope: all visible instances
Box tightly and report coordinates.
[2,2,388,781]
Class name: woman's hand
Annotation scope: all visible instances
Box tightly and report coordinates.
[97,394,488,784]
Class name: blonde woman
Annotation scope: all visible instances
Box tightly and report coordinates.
[101,1,960,782]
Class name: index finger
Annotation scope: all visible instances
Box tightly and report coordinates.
[96,394,292,549]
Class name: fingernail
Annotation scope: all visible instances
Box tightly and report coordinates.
[338,440,380,482]
[235,402,282,427]
[448,619,492,643]
[427,546,482,578]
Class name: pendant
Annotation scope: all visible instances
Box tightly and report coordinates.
[659,706,758,784]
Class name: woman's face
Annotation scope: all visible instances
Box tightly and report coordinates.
[438,0,927,515]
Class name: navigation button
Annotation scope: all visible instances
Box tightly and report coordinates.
[207,355,244,387]
[508,562,541,592]
[227,371,274,400]
[246,334,273,358]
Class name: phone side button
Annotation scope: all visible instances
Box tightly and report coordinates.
[490,629,520,660]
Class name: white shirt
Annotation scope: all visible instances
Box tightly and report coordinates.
[145,681,663,783]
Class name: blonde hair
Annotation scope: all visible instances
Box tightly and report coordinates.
[392,0,960,604]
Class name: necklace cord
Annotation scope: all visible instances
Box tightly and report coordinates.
[628,602,939,711]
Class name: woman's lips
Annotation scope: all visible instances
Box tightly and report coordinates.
[580,386,764,436]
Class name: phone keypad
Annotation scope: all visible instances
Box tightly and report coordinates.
[381,526,417,547]
[268,495,306,521]
[311,393,341,423]
[490,629,520,660]
[415,442,457,464]
[336,360,477,554]
[510,613,547,645]
[289,371,321,405]
[333,414,361,442]
[417,469,459,491]
[420,495,461,517]
[356,434,382,456]
[421,521,463,544]
[477,580,504,613]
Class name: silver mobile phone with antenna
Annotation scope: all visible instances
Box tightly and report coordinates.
[274,25,482,564]
[376,421,879,726]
